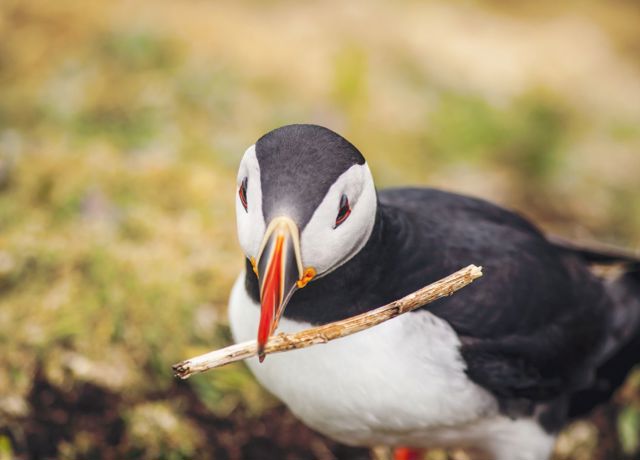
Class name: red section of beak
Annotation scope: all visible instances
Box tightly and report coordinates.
[257,235,284,362]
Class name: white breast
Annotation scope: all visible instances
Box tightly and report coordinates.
[227,272,556,459]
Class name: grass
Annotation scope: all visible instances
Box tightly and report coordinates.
[1,0,639,458]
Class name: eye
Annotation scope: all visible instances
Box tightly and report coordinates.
[239,177,248,211]
[335,194,351,227]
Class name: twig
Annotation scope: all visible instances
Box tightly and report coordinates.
[172,264,483,379]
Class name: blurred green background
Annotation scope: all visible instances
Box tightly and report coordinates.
[1,0,639,459]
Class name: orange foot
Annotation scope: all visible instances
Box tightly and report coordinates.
[393,447,424,460]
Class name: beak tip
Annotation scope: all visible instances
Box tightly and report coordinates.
[258,346,266,363]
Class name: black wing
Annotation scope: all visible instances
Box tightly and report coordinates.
[378,188,611,401]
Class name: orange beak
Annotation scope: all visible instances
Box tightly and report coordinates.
[254,217,315,362]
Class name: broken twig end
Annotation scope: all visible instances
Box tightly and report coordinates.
[172,362,191,380]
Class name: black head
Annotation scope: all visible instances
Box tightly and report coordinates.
[235,124,377,358]
[255,124,365,229]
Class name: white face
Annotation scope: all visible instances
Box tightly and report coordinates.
[235,145,266,260]
[235,144,377,277]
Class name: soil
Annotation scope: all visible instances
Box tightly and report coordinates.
[8,367,370,460]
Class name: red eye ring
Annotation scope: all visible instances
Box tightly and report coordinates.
[335,194,351,227]
[239,177,248,211]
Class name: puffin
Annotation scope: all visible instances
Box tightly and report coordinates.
[228,124,640,460]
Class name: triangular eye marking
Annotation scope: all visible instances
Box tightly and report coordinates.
[335,194,351,227]
[239,177,248,211]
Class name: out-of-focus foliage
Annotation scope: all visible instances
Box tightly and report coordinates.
[0,0,639,458]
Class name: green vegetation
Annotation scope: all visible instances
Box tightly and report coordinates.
[0,0,639,458]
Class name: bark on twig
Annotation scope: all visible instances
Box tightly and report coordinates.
[172,264,482,379]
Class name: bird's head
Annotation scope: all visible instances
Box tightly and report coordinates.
[235,124,377,360]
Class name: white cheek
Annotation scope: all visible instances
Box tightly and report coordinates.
[300,164,377,275]
[235,145,266,259]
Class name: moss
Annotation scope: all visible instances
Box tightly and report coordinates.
[0,0,638,458]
